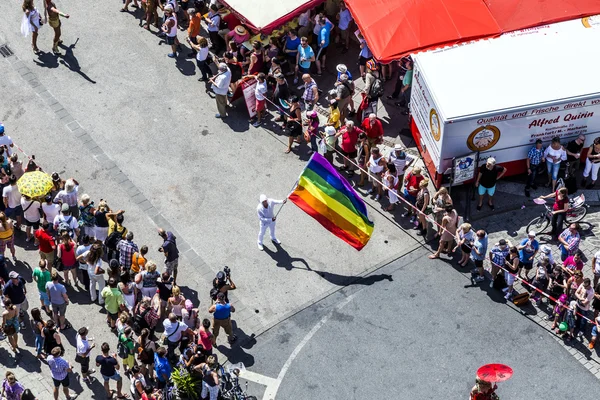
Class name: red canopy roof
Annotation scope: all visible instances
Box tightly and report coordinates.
[345,0,600,63]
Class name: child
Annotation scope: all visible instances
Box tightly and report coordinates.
[589,313,600,349]
[550,294,568,329]
[531,257,550,303]
[383,164,399,212]
[563,300,578,341]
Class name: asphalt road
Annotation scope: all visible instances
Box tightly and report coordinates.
[232,246,600,399]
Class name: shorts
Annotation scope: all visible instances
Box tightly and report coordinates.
[341,149,357,159]
[358,56,369,66]
[477,184,496,196]
[102,372,122,383]
[340,28,350,41]
[107,311,119,322]
[24,218,40,229]
[5,205,23,220]
[48,17,61,29]
[52,375,69,388]
[316,45,328,59]
[403,189,417,205]
[519,261,533,271]
[166,35,177,46]
[473,259,484,269]
[460,243,472,253]
[52,302,68,317]
[122,354,135,368]
[505,272,516,286]
[39,291,51,306]
[297,65,310,74]
[165,258,179,276]
[62,263,76,271]
[256,99,266,112]
[40,251,56,266]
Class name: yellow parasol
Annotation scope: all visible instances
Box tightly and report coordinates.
[17,171,54,198]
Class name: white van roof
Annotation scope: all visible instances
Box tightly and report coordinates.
[413,17,600,121]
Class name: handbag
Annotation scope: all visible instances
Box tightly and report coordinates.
[303,131,311,143]
[161,322,180,345]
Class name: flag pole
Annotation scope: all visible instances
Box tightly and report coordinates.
[274,152,317,219]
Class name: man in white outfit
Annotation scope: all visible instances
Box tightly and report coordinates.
[257,194,287,250]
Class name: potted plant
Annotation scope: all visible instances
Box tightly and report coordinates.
[171,367,200,399]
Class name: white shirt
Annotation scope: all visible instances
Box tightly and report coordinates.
[211,69,232,96]
[21,198,40,222]
[594,250,600,274]
[257,199,284,224]
[255,81,267,101]
[544,146,566,164]
[76,334,91,356]
[196,46,209,62]
[0,135,14,155]
[42,202,60,224]
[389,151,414,175]
[163,319,188,342]
[338,9,352,30]
[3,185,21,208]
[53,213,79,231]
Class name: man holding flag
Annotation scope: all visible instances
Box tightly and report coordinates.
[257,194,287,251]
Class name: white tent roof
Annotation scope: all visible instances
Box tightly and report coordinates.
[413,17,600,121]
[221,0,320,33]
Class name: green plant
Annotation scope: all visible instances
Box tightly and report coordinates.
[171,367,199,399]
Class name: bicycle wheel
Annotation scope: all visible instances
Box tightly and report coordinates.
[566,206,587,223]
[526,216,550,234]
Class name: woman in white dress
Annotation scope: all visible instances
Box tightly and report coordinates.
[22,0,42,53]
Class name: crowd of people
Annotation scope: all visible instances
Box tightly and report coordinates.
[0,125,240,399]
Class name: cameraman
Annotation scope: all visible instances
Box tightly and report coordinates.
[212,267,236,303]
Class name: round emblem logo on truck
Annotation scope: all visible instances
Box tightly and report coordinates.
[467,125,501,151]
[429,109,441,141]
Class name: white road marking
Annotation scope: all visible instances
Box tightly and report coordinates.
[240,370,279,387]
[262,292,358,400]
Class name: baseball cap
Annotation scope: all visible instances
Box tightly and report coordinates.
[185,299,193,311]
[61,203,70,212]
[528,231,536,237]
[259,194,267,202]
[8,271,18,279]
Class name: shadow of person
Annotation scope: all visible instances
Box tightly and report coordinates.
[263,244,311,271]
[58,39,97,84]
[311,270,393,286]
[217,325,256,367]
[14,348,42,373]
[33,51,60,69]
[175,52,197,76]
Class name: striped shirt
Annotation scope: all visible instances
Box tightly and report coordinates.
[302,80,317,103]
[47,355,70,381]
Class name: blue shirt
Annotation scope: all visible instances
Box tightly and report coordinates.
[285,36,300,55]
[518,238,539,263]
[337,70,353,81]
[297,44,314,69]
[527,146,544,165]
[154,354,172,382]
[213,302,231,320]
[48,356,70,381]
[490,245,509,267]
[319,22,333,48]
[471,235,488,261]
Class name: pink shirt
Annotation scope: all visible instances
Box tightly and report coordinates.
[564,256,583,272]
[198,327,213,351]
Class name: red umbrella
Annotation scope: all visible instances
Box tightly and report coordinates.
[477,364,513,382]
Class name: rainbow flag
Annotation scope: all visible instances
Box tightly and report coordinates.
[289,153,374,250]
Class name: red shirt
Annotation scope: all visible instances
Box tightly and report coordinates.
[553,191,569,211]
[361,118,383,139]
[198,327,213,351]
[340,127,361,153]
[222,13,241,30]
[35,228,55,253]
[405,172,424,196]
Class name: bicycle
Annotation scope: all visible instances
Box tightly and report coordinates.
[526,193,588,234]
[219,363,257,400]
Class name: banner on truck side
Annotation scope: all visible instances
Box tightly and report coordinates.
[453,153,477,185]
[411,67,442,167]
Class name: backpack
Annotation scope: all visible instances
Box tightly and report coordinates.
[132,308,150,335]
[57,216,74,237]
[105,226,125,250]
[138,342,154,364]
[368,77,384,99]
[117,340,129,359]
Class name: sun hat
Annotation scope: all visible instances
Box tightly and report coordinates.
[325,126,336,136]
[234,25,248,35]
[336,64,347,73]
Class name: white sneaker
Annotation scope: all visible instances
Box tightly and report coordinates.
[374,194,380,201]
[271,238,281,245]
[257,242,264,251]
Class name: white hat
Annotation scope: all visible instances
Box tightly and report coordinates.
[336,64,347,73]
[164,4,173,10]
[528,231,536,237]
[259,194,267,202]
[394,144,403,150]
[325,126,336,136]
